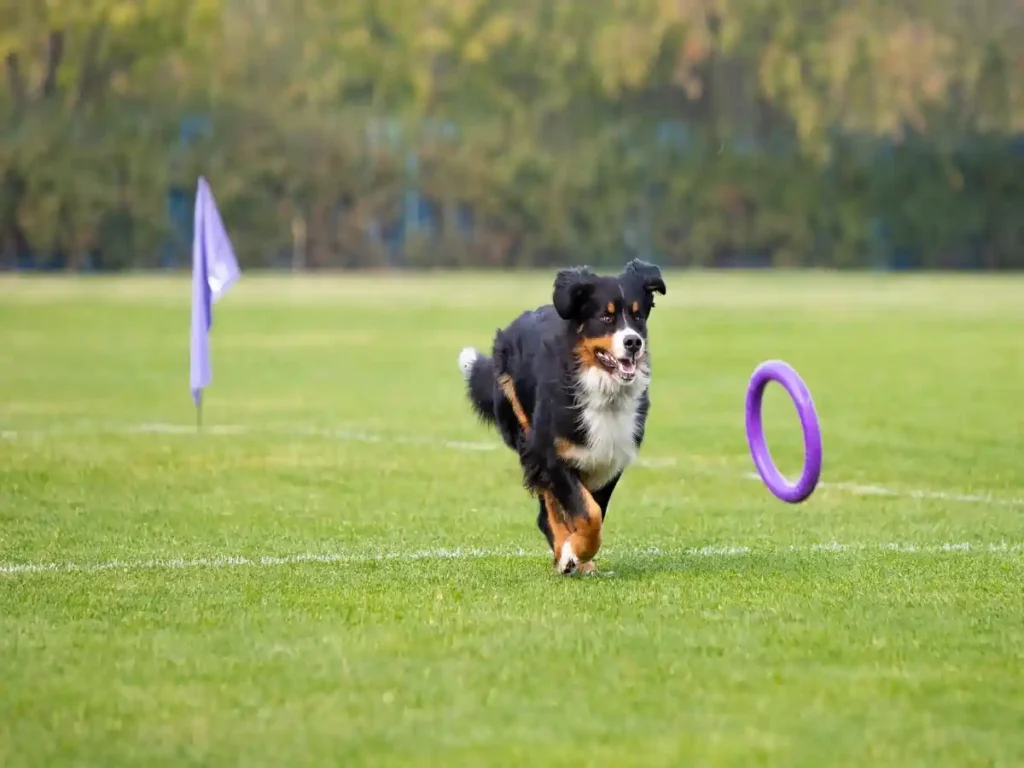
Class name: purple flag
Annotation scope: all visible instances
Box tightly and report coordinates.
[190,176,240,410]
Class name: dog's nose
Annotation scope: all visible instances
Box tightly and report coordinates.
[623,333,643,356]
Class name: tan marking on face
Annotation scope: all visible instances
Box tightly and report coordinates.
[631,300,639,314]
[606,301,615,314]
[574,334,614,369]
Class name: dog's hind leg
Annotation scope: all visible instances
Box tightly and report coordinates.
[498,372,605,574]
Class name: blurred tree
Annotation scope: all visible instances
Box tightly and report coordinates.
[1,0,1022,270]
[0,0,222,267]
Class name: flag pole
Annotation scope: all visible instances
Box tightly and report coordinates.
[189,175,240,433]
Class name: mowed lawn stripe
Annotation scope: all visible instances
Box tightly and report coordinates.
[1,272,1023,766]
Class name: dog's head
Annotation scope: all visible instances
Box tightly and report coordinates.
[552,258,667,386]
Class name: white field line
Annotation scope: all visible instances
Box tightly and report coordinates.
[4,421,1024,508]
[2,542,1023,576]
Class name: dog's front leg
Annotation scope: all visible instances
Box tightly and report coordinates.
[527,437,603,575]
[543,475,603,576]
[499,372,603,575]
[540,490,576,574]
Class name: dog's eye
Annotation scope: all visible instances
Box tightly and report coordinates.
[601,314,615,324]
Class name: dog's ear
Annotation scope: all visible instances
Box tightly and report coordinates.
[553,267,598,321]
[621,258,666,298]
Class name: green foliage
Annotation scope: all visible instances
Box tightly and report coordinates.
[2,0,1023,269]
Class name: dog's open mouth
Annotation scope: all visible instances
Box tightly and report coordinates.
[596,350,638,381]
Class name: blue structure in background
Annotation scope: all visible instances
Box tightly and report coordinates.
[161,115,212,268]
[369,118,458,264]
[4,111,1021,271]
[138,114,1024,271]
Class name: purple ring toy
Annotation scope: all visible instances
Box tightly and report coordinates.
[745,360,822,503]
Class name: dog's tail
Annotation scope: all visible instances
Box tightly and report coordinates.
[458,346,496,424]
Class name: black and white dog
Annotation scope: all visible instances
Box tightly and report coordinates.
[458,259,666,575]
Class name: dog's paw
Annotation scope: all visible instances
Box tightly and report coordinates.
[554,540,578,575]
[578,561,597,575]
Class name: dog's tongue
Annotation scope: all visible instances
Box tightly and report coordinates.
[617,358,636,376]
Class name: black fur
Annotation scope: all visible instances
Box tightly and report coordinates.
[466,353,496,423]
[461,259,667,553]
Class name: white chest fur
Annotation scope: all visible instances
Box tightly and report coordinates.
[560,366,646,491]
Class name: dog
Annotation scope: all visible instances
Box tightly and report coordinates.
[457,259,666,575]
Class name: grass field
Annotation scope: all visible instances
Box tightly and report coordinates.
[1,270,1023,767]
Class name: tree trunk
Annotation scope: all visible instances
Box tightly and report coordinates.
[40,31,65,98]
[5,53,27,114]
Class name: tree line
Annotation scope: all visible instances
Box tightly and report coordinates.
[2,0,1023,271]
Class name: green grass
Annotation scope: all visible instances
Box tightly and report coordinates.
[1,271,1023,767]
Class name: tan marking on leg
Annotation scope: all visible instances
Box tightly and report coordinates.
[498,374,574,532]
[497,374,530,432]
[543,491,576,573]
[567,483,603,564]
[498,372,601,570]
